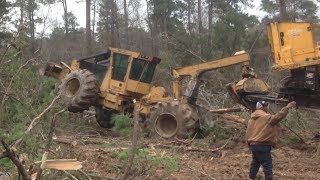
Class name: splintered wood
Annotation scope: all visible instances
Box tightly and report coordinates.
[35,159,82,170]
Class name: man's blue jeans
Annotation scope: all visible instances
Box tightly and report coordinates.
[249,145,273,179]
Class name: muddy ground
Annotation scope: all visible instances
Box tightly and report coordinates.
[51,117,320,180]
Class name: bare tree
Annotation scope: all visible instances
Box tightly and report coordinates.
[124,0,129,48]
[198,0,203,55]
[61,0,68,35]
[92,0,96,41]
[110,0,120,47]
[208,0,213,49]
[187,0,192,34]
[146,0,156,54]
[86,0,92,55]
[19,0,24,28]
[27,0,36,54]
[278,0,288,21]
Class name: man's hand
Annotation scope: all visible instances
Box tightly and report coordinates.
[286,101,296,109]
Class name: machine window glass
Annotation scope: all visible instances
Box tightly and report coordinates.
[130,59,156,83]
[130,59,146,81]
[141,63,156,83]
[112,53,129,81]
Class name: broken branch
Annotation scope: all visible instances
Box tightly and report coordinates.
[121,104,141,180]
[36,108,66,180]
[11,93,61,150]
[63,170,79,180]
[0,152,9,159]
[1,140,31,180]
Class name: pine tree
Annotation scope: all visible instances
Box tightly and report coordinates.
[261,0,318,22]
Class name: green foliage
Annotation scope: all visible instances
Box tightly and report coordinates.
[111,113,132,137]
[279,110,313,145]
[115,148,179,174]
[0,0,10,27]
[282,110,307,131]
[16,27,27,51]
[0,123,41,172]
[212,5,259,57]
[261,0,318,22]
[64,12,79,32]
[208,122,228,140]
[280,135,301,145]
[0,159,15,172]
[0,49,59,173]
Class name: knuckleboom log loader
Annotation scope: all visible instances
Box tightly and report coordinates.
[229,22,320,109]
[44,48,268,138]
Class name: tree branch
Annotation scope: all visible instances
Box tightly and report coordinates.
[1,140,31,180]
[121,103,141,180]
[11,93,61,150]
[1,58,34,108]
[35,108,66,180]
[0,152,9,159]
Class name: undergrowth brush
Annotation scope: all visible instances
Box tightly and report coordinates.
[114,148,179,176]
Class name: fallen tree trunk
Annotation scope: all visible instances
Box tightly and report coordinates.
[205,106,247,125]
[209,107,245,114]
[217,113,246,125]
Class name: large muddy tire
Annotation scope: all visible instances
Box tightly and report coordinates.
[59,69,98,113]
[95,106,114,128]
[147,101,200,139]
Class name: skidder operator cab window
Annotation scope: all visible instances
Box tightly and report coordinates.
[112,53,129,81]
[129,58,156,83]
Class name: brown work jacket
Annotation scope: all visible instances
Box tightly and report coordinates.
[246,107,289,146]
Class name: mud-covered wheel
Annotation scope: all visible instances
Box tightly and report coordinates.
[147,101,200,139]
[59,69,98,113]
[95,106,114,128]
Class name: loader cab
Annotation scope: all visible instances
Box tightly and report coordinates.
[100,48,161,98]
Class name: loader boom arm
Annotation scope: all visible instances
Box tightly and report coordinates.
[171,52,250,103]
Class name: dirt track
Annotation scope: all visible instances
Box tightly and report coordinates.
[53,128,320,180]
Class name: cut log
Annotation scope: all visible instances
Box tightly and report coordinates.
[209,107,245,114]
[217,113,246,125]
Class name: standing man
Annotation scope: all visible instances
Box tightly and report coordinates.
[246,100,296,180]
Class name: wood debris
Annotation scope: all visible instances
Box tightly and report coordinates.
[35,159,82,170]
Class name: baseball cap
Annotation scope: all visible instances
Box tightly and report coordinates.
[256,101,269,109]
